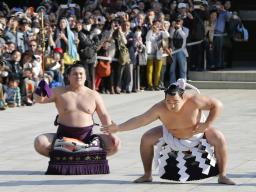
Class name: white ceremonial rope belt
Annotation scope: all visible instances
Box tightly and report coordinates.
[154,125,216,182]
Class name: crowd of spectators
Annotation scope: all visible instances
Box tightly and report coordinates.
[0,0,247,110]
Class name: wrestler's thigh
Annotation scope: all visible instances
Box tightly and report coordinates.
[205,128,225,146]
[142,125,163,146]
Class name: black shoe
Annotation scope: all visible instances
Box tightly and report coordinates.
[99,90,106,94]
[209,66,216,71]
[23,98,33,106]
[196,68,204,71]
[154,86,161,91]
[190,65,196,71]
[147,86,154,91]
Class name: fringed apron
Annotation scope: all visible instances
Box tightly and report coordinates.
[154,125,219,182]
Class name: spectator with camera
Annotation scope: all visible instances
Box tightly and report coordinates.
[130,13,148,90]
[212,1,232,70]
[144,10,155,30]
[121,20,133,93]
[145,19,169,91]
[169,16,189,84]
[176,2,193,28]
[109,16,129,94]
[131,26,146,92]
[77,18,101,89]
[189,0,208,71]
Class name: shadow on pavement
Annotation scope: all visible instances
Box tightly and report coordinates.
[0,179,132,186]
[227,173,256,178]
[0,170,44,175]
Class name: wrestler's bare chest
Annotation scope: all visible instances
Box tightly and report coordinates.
[160,107,201,131]
[56,92,96,114]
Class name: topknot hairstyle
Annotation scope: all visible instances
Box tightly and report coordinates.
[164,83,185,98]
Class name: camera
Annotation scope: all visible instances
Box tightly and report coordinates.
[96,16,106,25]
[116,12,125,17]
[113,17,122,26]
[0,60,8,77]
[0,59,6,66]
[0,70,8,77]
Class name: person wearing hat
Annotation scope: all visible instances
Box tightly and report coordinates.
[176,2,193,30]
[31,20,40,34]
[44,70,63,88]
[4,16,26,53]
[19,18,31,52]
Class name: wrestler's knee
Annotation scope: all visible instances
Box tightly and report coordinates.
[141,127,162,146]
[100,134,121,156]
[108,135,121,156]
[141,132,155,146]
[34,133,54,157]
[206,128,226,146]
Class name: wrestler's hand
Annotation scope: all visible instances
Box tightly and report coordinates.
[34,93,46,103]
[100,122,119,134]
[193,122,209,134]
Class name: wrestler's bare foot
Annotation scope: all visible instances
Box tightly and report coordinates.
[133,175,153,183]
[218,175,236,185]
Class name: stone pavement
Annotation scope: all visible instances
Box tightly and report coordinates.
[0,89,256,192]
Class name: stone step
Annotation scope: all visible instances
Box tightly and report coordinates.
[189,69,256,82]
[187,80,256,89]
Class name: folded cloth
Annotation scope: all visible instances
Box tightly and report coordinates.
[35,79,52,97]
[45,123,109,175]
[46,137,109,175]
[154,125,219,182]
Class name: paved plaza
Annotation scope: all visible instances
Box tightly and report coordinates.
[0,89,256,192]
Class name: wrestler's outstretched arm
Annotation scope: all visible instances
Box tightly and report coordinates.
[101,103,160,134]
[34,88,56,104]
